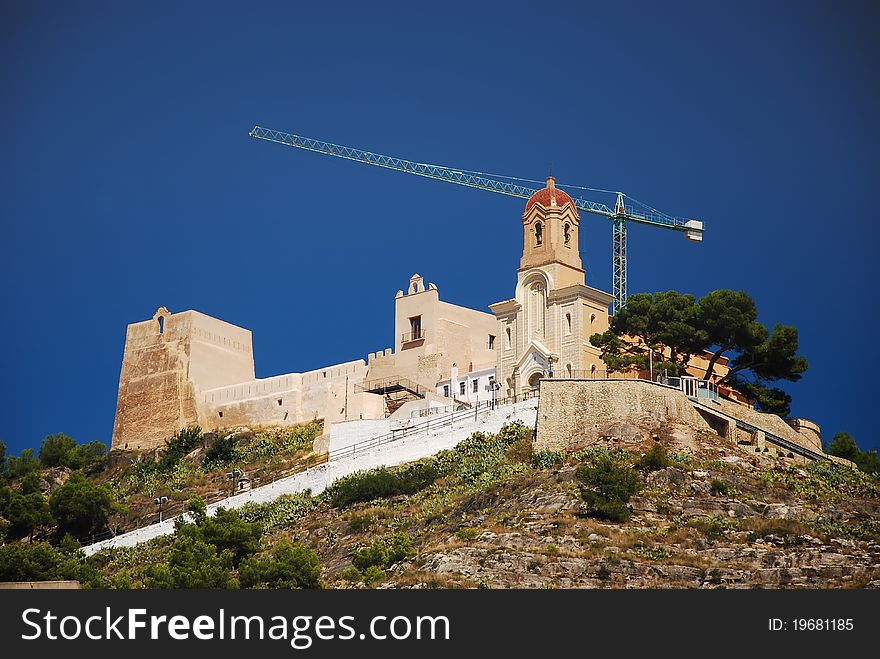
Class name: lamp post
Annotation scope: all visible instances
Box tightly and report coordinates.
[226,469,243,497]
[488,380,501,410]
[154,496,169,523]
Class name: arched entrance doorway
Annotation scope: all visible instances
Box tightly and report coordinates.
[527,371,544,392]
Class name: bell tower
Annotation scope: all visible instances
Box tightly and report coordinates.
[491,176,614,398]
[519,176,583,287]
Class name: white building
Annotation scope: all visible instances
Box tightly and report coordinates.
[436,364,496,406]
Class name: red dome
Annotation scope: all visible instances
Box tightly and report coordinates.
[525,177,575,213]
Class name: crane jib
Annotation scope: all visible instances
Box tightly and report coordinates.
[249,125,704,311]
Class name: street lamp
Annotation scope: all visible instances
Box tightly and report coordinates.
[547,353,559,382]
[154,496,169,523]
[488,380,502,410]
[226,469,243,497]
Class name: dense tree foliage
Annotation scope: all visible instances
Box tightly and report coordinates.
[825,433,880,477]
[590,289,807,416]
[49,471,115,539]
[588,291,704,377]
[238,540,322,589]
[0,539,102,586]
[201,507,263,566]
[0,440,6,479]
[146,522,234,589]
[7,448,40,479]
[38,434,77,467]
[145,503,281,588]
[0,487,53,541]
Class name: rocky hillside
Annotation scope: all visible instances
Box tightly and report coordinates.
[91,418,880,589]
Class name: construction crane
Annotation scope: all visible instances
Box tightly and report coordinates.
[249,125,704,313]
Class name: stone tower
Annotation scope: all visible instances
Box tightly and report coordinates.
[490,177,614,397]
[111,307,255,451]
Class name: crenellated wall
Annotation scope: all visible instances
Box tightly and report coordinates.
[112,308,385,451]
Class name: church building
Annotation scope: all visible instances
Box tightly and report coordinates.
[490,177,614,398]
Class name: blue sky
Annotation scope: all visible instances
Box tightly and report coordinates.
[1,1,878,456]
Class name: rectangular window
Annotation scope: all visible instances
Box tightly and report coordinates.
[472,380,479,393]
[409,316,422,340]
[488,334,496,349]
[443,385,450,398]
[459,381,466,396]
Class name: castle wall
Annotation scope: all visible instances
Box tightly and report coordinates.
[535,379,712,451]
[785,418,823,453]
[198,360,385,430]
[113,306,389,451]
[714,399,826,456]
[536,379,848,466]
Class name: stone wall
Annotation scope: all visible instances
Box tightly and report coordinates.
[535,379,713,451]
[535,379,849,467]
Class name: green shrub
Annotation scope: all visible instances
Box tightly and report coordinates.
[237,493,315,532]
[532,450,565,470]
[39,434,78,468]
[759,461,880,502]
[435,422,532,485]
[146,522,233,589]
[347,514,373,533]
[687,515,734,541]
[324,462,438,509]
[239,540,321,589]
[203,433,237,467]
[709,479,729,496]
[361,565,387,586]
[341,566,363,583]
[575,454,642,522]
[232,422,321,464]
[38,435,107,470]
[2,489,53,541]
[158,426,203,471]
[637,443,671,472]
[455,527,479,541]
[351,531,415,572]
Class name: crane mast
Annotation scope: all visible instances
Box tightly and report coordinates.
[249,125,703,313]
